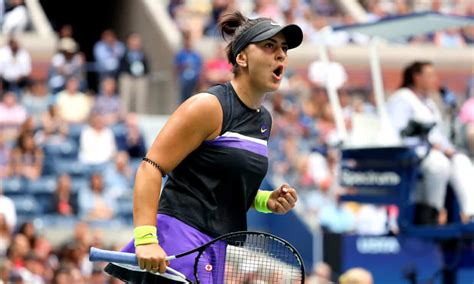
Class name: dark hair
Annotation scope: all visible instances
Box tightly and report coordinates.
[218,11,270,74]
[401,61,433,88]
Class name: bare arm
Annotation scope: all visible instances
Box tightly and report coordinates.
[133,93,222,232]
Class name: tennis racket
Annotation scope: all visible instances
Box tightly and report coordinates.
[90,230,305,283]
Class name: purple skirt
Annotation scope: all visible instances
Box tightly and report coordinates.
[105,214,226,283]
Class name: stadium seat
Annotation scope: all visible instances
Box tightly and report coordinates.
[43,139,79,159]
[10,195,40,217]
[55,158,89,178]
[2,178,27,196]
[27,176,56,193]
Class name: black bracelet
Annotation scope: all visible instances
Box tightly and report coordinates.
[142,157,167,177]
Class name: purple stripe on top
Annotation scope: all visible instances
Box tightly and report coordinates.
[204,136,268,157]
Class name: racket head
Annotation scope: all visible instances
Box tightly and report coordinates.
[191,231,305,284]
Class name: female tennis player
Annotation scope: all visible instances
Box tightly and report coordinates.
[106,10,303,283]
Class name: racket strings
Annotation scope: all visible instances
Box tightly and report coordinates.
[196,234,303,283]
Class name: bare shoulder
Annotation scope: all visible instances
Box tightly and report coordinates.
[166,93,222,139]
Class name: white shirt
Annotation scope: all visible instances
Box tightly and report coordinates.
[56,91,91,123]
[0,46,31,81]
[0,195,17,230]
[386,88,452,150]
[79,126,116,165]
[2,5,28,34]
[308,60,347,90]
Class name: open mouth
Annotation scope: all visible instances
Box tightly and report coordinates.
[272,65,284,79]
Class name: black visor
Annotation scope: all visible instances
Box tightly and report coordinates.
[231,20,303,64]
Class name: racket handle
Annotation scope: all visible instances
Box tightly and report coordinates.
[89,247,138,265]
[89,247,189,282]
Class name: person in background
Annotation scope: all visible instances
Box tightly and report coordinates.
[119,33,149,114]
[21,80,53,126]
[116,113,146,159]
[48,37,87,94]
[55,77,92,124]
[37,104,69,145]
[93,29,125,80]
[92,77,123,126]
[0,37,31,96]
[78,172,117,221]
[339,267,373,284]
[103,151,133,199]
[387,61,474,225]
[9,132,43,180]
[0,183,16,232]
[0,213,11,256]
[47,174,77,216]
[201,42,233,89]
[78,113,117,167]
[459,95,474,157]
[0,91,27,143]
[2,0,28,34]
[0,133,10,178]
[174,30,202,103]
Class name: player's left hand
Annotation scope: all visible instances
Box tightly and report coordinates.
[267,184,298,214]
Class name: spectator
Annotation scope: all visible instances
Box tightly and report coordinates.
[21,80,53,126]
[58,24,73,39]
[16,221,36,248]
[119,33,149,114]
[0,91,27,142]
[203,0,235,37]
[92,77,122,125]
[9,133,43,180]
[37,104,69,145]
[2,0,28,34]
[93,29,125,80]
[78,113,116,166]
[339,267,373,284]
[0,213,11,256]
[0,37,31,95]
[103,151,133,199]
[434,28,466,48]
[117,113,146,158]
[22,252,45,283]
[201,42,232,89]
[7,233,30,268]
[461,25,474,45]
[387,61,474,225]
[0,259,12,284]
[0,133,10,178]
[308,53,347,90]
[47,174,77,216]
[307,262,332,284]
[0,183,16,231]
[78,172,117,221]
[459,96,474,156]
[48,37,87,94]
[174,30,202,102]
[319,194,355,233]
[55,77,92,124]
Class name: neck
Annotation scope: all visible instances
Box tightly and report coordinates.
[231,76,266,110]
[410,86,427,98]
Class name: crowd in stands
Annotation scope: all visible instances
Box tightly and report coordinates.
[0,18,151,281]
[0,0,472,282]
[168,0,474,46]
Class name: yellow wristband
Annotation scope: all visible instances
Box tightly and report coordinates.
[134,225,159,247]
[255,190,272,213]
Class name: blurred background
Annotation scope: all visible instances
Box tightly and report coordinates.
[0,0,473,283]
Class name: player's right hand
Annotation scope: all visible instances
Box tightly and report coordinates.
[136,243,169,274]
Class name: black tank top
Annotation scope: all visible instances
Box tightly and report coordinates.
[159,82,272,237]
